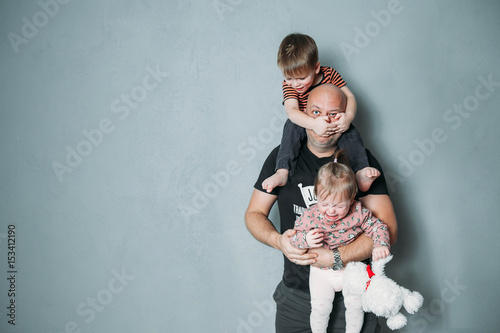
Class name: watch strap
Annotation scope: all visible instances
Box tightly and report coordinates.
[332,248,344,271]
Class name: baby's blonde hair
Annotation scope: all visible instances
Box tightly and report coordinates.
[277,33,318,77]
[314,150,357,203]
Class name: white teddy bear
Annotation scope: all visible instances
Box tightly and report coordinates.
[343,255,424,330]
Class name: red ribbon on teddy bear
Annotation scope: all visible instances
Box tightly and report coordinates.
[365,265,375,290]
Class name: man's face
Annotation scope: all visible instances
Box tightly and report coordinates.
[305,88,346,150]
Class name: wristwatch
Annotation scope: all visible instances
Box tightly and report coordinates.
[332,249,344,271]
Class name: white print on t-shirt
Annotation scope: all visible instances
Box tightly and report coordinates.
[298,183,316,208]
[293,204,306,216]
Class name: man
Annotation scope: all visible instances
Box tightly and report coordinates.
[244,83,398,332]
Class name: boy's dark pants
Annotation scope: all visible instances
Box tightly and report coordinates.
[276,120,369,175]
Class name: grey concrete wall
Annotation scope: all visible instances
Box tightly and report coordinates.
[0,0,499,332]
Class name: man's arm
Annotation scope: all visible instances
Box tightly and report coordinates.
[339,86,357,125]
[310,235,373,268]
[244,189,318,265]
[311,194,398,268]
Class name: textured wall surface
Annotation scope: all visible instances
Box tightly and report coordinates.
[1,0,499,332]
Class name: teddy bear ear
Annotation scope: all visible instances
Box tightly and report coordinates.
[371,254,393,276]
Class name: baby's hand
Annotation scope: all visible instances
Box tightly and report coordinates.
[311,116,335,137]
[372,246,390,261]
[306,229,324,248]
[331,113,351,134]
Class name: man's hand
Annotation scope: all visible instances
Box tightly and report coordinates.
[279,229,318,266]
[310,247,335,268]
[305,229,324,248]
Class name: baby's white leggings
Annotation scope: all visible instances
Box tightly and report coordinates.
[309,266,364,333]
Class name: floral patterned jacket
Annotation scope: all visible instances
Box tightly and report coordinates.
[291,201,390,250]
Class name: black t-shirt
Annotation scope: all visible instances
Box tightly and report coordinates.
[254,144,390,291]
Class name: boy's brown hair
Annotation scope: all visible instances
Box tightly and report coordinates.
[277,33,319,77]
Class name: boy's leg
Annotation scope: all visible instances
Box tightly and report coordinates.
[337,125,369,173]
[337,125,380,192]
[262,119,306,192]
[275,119,306,174]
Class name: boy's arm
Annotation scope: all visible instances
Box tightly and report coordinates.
[284,99,332,136]
[335,86,357,133]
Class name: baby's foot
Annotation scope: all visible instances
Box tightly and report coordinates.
[356,167,381,192]
[262,169,289,193]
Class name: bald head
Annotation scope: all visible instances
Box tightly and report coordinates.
[306,83,346,115]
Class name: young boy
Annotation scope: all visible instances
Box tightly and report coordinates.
[262,33,380,193]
